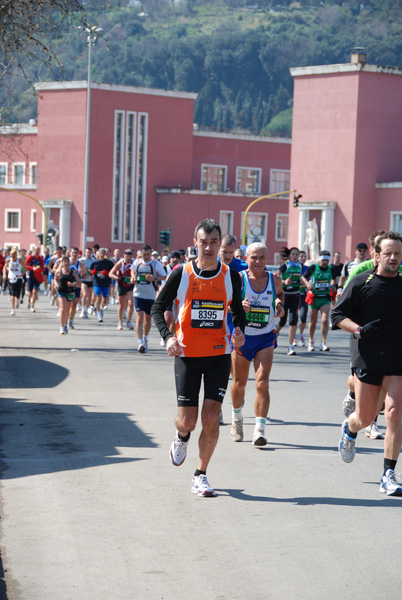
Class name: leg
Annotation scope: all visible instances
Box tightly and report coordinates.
[382,376,402,461]
[197,399,221,471]
[308,307,318,341]
[136,310,144,342]
[231,351,251,410]
[348,375,382,433]
[253,346,274,419]
[143,313,152,337]
[319,303,330,343]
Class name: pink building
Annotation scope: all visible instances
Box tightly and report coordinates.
[289,50,402,259]
[0,82,291,264]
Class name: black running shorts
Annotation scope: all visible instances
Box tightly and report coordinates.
[174,354,231,407]
[352,367,402,386]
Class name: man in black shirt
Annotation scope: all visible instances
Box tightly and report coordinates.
[331,231,402,496]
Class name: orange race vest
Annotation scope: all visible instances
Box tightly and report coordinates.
[175,261,233,357]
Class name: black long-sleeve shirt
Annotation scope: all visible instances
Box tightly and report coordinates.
[331,268,402,371]
[151,263,245,343]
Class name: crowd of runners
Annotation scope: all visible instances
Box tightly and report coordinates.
[1,222,402,498]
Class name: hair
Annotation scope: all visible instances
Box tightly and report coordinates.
[374,231,402,254]
[320,250,331,257]
[369,229,386,248]
[299,250,307,256]
[280,246,290,259]
[194,218,221,239]
[141,244,152,252]
[92,244,100,251]
[289,246,300,254]
[333,250,341,256]
[246,242,268,257]
[221,234,236,247]
[70,247,79,253]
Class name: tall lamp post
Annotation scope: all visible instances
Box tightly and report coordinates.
[79,24,102,251]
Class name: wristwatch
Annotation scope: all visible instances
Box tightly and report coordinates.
[353,327,362,340]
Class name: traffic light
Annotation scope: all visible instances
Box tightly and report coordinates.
[37,233,44,245]
[293,193,302,207]
[159,229,170,246]
[46,234,53,246]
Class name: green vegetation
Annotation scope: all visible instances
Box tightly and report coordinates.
[5,0,402,136]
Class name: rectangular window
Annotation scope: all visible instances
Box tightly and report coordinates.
[30,163,37,185]
[241,211,267,246]
[201,165,227,192]
[112,111,125,242]
[276,214,288,241]
[5,209,21,232]
[13,163,25,185]
[270,169,291,197]
[124,112,136,243]
[0,163,7,185]
[220,211,234,236]
[236,167,261,194]
[31,209,37,232]
[135,113,148,243]
[391,212,402,234]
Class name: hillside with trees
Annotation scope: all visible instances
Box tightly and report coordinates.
[3,0,402,136]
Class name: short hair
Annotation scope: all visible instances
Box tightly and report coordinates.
[374,231,402,254]
[221,234,236,247]
[194,218,221,239]
[369,229,386,248]
[92,244,100,250]
[246,242,268,257]
[320,250,331,257]
[70,247,79,252]
[141,244,152,252]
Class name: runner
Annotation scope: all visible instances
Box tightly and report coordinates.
[109,249,135,330]
[332,231,402,496]
[294,250,309,347]
[3,247,24,315]
[90,248,114,323]
[336,242,368,296]
[276,246,302,356]
[54,255,81,334]
[230,242,285,446]
[68,247,86,329]
[131,244,166,353]
[47,247,64,307]
[151,218,245,497]
[80,248,95,318]
[25,246,45,312]
[300,250,337,352]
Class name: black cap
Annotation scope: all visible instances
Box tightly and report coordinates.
[169,251,180,259]
[356,243,368,250]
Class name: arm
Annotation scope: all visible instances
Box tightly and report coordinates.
[272,273,285,317]
[109,259,122,281]
[300,265,314,291]
[151,267,183,343]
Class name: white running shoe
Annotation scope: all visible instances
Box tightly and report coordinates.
[117,322,123,330]
[111,297,115,305]
[338,419,356,463]
[308,341,315,352]
[80,310,85,318]
[160,338,166,347]
[126,321,134,330]
[60,327,65,335]
[169,432,189,466]
[297,335,306,347]
[31,306,36,313]
[10,310,15,316]
[252,428,267,447]
[138,342,146,354]
[365,422,385,439]
[320,342,330,352]
[379,469,402,496]
[143,338,148,353]
[192,474,216,497]
[88,306,94,315]
[342,391,356,417]
[231,419,243,442]
[97,313,103,323]
[287,344,296,356]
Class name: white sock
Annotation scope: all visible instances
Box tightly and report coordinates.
[255,417,266,433]
[232,407,243,422]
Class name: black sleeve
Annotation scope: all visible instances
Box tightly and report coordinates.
[331,276,362,330]
[304,265,315,279]
[229,269,246,332]
[151,267,183,342]
[331,266,337,280]
[279,263,287,273]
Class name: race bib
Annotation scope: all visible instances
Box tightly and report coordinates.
[137,273,150,285]
[315,281,329,290]
[246,307,270,329]
[66,292,75,301]
[191,299,224,329]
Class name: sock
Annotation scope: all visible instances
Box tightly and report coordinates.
[232,407,243,422]
[178,431,190,442]
[194,469,206,477]
[322,338,326,344]
[255,417,266,432]
[384,458,397,475]
[345,424,357,439]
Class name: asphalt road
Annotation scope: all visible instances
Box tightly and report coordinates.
[0,292,401,600]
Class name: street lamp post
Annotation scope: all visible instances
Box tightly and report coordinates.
[80,24,102,252]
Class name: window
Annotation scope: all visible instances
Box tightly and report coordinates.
[124,112,136,243]
[30,163,37,185]
[274,252,284,266]
[0,163,7,185]
[112,111,125,242]
[5,209,21,232]
[276,214,288,241]
[13,163,25,185]
[201,165,227,192]
[241,211,267,246]
[236,167,261,194]
[391,212,402,234]
[220,211,233,236]
[31,210,37,232]
[135,113,148,244]
[270,169,291,197]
